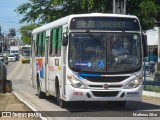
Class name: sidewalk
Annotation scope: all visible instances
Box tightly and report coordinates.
[143,90,160,98]
[0,92,39,120]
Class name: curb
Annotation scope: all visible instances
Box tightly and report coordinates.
[143,91,160,98]
[12,91,48,120]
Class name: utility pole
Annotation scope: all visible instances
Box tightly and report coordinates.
[113,0,126,14]
[158,27,160,62]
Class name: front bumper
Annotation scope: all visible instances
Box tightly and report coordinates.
[65,84,142,102]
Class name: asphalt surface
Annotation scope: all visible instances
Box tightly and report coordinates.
[0,61,160,120]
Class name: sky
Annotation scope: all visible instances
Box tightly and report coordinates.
[0,0,28,37]
[0,0,158,43]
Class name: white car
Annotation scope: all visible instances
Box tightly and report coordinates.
[8,54,16,62]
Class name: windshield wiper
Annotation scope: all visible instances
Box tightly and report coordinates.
[111,31,125,47]
[86,30,104,46]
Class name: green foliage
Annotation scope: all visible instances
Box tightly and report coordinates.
[15,0,160,30]
[19,24,41,44]
[136,0,159,30]
[144,85,160,93]
[80,0,112,13]
[127,0,160,30]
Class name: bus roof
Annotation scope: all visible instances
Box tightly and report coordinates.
[32,13,139,34]
[21,45,31,47]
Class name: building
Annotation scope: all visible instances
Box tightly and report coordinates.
[146,27,159,62]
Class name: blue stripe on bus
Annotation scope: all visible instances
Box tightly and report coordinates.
[78,73,102,80]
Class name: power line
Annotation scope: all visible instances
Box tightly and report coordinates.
[0,21,26,25]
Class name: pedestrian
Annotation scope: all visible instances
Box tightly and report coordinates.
[149,60,155,74]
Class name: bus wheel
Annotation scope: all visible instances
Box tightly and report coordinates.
[37,77,45,99]
[56,87,66,108]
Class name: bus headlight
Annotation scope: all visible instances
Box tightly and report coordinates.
[125,79,141,89]
[67,74,86,89]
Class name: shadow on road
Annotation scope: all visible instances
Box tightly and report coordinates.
[34,94,160,117]
[36,94,160,111]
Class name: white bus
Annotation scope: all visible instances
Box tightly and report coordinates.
[31,13,147,108]
[21,45,31,63]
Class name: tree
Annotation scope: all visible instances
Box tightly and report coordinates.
[19,24,40,44]
[15,0,113,23]
[15,0,160,30]
[15,0,65,23]
[140,1,158,30]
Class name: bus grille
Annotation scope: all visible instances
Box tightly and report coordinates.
[84,76,129,82]
[89,84,122,88]
[92,91,119,97]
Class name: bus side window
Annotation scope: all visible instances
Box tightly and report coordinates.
[57,27,62,56]
[36,34,39,56]
[51,28,56,56]
[38,33,42,56]
[49,27,62,56]
[42,32,46,56]
[39,33,43,56]
[49,30,53,56]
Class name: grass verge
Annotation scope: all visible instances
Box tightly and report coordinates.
[143,85,160,93]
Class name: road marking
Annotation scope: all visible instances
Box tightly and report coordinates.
[7,61,21,79]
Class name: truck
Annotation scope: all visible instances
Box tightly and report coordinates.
[10,46,19,55]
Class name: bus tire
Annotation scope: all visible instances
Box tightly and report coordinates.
[37,75,45,99]
[56,83,66,108]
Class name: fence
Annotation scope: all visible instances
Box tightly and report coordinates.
[143,58,160,93]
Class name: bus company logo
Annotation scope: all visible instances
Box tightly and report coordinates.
[103,84,109,89]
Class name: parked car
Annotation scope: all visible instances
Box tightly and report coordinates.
[21,56,30,63]
[8,54,16,62]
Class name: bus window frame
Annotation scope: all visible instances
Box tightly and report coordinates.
[41,31,46,57]
[56,27,62,57]
[49,26,62,57]
[36,34,39,56]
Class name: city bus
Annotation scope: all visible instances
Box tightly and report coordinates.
[21,45,31,63]
[31,13,147,108]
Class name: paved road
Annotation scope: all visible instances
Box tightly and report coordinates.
[7,61,160,120]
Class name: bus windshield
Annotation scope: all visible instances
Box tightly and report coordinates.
[22,50,30,56]
[69,32,142,73]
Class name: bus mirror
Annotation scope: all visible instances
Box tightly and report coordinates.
[142,34,148,57]
[62,33,68,46]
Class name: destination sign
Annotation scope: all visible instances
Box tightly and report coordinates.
[70,17,140,31]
